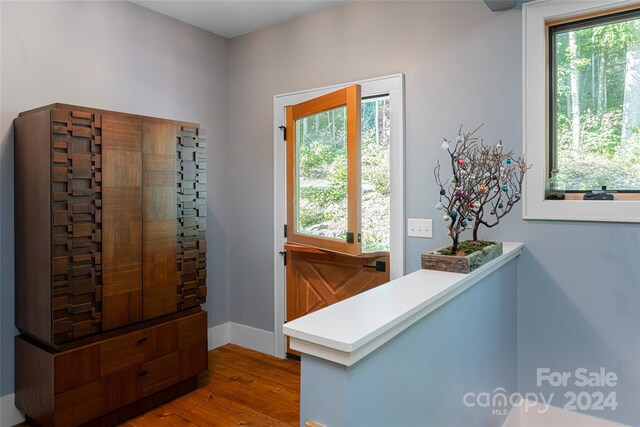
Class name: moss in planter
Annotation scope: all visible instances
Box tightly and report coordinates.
[437,240,497,256]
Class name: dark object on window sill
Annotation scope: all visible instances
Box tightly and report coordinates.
[583,191,614,200]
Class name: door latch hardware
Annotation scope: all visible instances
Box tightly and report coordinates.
[363,261,386,272]
[279,125,287,140]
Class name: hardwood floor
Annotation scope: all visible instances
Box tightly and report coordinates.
[121,344,301,426]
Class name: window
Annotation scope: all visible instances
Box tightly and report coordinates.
[523,0,640,222]
[292,95,391,252]
[549,9,640,195]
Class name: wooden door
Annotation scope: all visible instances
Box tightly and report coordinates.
[102,115,143,330]
[286,243,389,317]
[284,86,391,356]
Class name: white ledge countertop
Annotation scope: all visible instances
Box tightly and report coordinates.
[283,242,524,366]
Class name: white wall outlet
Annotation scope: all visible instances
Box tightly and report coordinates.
[407,218,433,238]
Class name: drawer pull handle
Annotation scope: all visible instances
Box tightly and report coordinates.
[137,370,149,377]
[137,337,148,345]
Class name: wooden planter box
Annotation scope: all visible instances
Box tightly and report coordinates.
[421,241,503,274]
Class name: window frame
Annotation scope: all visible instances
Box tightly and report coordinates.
[285,85,362,255]
[522,0,640,222]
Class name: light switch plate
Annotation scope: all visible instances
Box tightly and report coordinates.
[407,218,433,238]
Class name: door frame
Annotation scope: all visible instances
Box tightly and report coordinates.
[273,74,405,358]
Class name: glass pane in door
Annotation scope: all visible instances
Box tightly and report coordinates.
[295,106,348,240]
[361,97,391,252]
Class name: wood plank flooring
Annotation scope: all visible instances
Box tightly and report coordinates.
[121,344,301,426]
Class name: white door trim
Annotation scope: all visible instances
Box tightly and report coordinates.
[272,73,406,358]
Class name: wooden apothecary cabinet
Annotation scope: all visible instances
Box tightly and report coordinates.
[14,104,208,426]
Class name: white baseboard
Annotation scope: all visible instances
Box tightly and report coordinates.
[208,322,231,350]
[208,322,275,356]
[1,394,24,427]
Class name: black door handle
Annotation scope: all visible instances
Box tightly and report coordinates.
[363,261,386,272]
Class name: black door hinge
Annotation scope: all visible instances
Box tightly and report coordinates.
[279,126,286,141]
[346,232,361,244]
[279,251,286,266]
[284,224,287,238]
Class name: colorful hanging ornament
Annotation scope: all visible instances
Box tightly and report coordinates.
[498,203,504,209]
[461,220,468,227]
[440,189,446,196]
[457,158,465,166]
[456,135,464,143]
[443,215,451,222]
[436,202,444,210]
[469,202,475,208]
[479,185,487,195]
[450,176,456,184]
[455,188,462,197]
[514,192,521,199]
[467,214,475,221]
[519,162,526,170]
[441,141,449,150]
[450,211,458,219]
[502,185,509,192]
[482,148,489,156]
[507,200,513,206]
[506,158,512,165]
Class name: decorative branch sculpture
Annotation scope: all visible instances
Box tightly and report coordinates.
[434,125,530,255]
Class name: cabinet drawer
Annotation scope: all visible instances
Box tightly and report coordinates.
[177,311,207,350]
[54,380,105,427]
[100,330,146,376]
[141,352,179,397]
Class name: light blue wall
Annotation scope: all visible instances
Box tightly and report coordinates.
[229,2,640,424]
[510,222,640,425]
[301,261,519,426]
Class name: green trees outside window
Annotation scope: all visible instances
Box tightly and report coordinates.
[552,11,640,191]
[295,97,391,251]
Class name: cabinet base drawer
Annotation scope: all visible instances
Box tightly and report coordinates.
[16,311,207,427]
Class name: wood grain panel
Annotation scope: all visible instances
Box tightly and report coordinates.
[142,121,178,320]
[100,330,146,377]
[15,337,55,427]
[14,110,52,343]
[145,320,178,361]
[104,365,143,412]
[102,115,143,330]
[142,353,180,397]
[54,379,105,427]
[54,344,100,394]
[177,311,207,350]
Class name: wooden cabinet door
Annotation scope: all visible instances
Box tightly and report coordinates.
[142,121,178,320]
[102,115,143,330]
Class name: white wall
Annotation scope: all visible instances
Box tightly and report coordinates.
[0,0,230,410]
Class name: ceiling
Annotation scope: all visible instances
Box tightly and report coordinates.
[131,0,349,39]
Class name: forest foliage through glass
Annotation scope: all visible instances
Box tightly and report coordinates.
[295,97,391,252]
[553,13,640,191]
